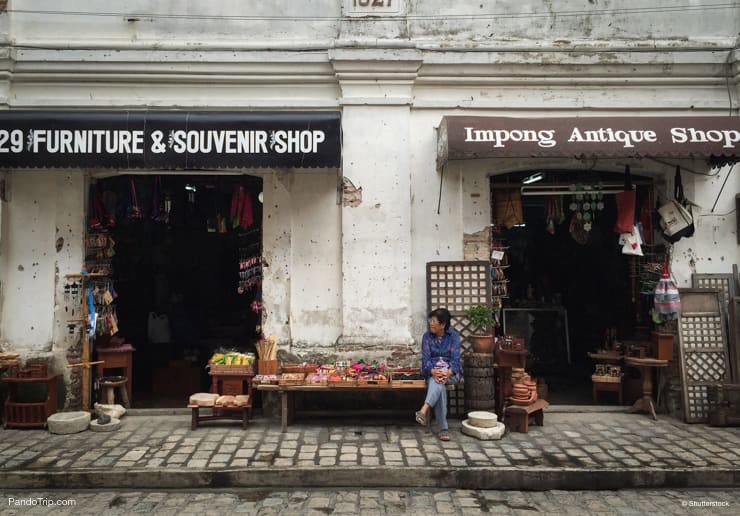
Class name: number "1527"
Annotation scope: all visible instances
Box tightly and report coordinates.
[354,0,392,6]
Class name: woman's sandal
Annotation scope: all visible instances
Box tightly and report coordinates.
[438,430,450,441]
[415,411,427,426]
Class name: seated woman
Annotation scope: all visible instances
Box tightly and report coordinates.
[415,307,462,441]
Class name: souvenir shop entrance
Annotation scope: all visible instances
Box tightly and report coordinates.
[489,169,661,404]
[87,173,264,407]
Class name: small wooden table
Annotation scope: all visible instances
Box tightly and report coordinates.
[96,344,135,404]
[624,356,668,420]
[504,399,549,433]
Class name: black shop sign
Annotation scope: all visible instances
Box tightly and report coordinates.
[0,111,341,169]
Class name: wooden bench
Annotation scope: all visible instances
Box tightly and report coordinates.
[256,383,455,433]
[188,402,252,430]
[504,399,549,433]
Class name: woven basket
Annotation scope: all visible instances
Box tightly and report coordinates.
[279,373,306,386]
[328,378,357,388]
[591,374,622,384]
[281,364,318,374]
[209,362,254,376]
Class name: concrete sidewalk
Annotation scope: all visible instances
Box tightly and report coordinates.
[1,409,739,490]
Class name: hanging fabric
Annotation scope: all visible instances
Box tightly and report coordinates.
[126,177,142,220]
[653,257,681,321]
[493,188,524,229]
[614,165,636,233]
[239,190,254,229]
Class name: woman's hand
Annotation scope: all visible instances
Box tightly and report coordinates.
[431,368,450,384]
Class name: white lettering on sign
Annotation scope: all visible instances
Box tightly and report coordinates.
[0,130,24,153]
[29,130,145,154]
[169,130,269,154]
[464,127,556,148]
[671,127,740,148]
[568,127,657,148]
[270,130,326,154]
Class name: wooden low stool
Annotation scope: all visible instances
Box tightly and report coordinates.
[504,399,549,433]
[188,393,251,430]
[98,376,129,408]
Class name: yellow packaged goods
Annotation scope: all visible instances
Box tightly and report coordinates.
[208,351,255,375]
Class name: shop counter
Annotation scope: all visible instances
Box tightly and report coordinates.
[256,383,456,433]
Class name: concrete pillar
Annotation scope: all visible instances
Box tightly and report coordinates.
[331,48,421,350]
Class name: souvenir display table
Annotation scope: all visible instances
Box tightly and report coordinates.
[624,356,668,420]
[256,383,456,433]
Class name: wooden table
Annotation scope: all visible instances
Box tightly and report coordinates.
[624,356,668,420]
[96,344,135,404]
[256,383,455,433]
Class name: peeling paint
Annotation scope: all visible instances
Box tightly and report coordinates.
[342,177,363,207]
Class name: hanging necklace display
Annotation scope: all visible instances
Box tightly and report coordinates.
[568,184,605,233]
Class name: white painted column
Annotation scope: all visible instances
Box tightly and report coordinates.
[331,49,421,349]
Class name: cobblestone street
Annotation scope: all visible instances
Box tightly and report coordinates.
[2,488,739,515]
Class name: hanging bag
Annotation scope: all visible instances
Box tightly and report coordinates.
[658,166,694,243]
[614,165,636,233]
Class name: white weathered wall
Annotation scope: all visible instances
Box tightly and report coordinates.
[0,171,84,370]
[289,170,342,350]
[672,165,740,286]
[8,1,737,48]
[339,104,415,349]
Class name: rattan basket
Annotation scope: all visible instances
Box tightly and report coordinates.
[208,362,254,376]
[591,374,623,383]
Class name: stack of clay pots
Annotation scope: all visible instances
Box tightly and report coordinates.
[509,370,538,406]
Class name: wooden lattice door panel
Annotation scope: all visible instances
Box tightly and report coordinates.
[730,297,740,382]
[692,273,736,311]
[678,289,731,423]
[426,261,492,351]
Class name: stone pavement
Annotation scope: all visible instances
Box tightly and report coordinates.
[1,410,740,490]
[1,488,739,515]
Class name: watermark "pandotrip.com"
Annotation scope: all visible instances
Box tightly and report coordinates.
[7,497,76,507]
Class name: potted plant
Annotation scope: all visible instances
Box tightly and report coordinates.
[466,305,495,354]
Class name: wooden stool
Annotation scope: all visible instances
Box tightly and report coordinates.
[504,399,549,433]
[592,378,623,405]
[99,377,129,408]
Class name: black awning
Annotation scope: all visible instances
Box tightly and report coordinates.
[0,111,341,170]
[438,116,740,170]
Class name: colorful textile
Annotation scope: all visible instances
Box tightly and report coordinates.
[421,327,462,378]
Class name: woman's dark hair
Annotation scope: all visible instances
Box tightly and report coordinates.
[428,308,452,330]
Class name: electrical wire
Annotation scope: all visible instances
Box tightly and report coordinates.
[709,164,736,212]
[4,3,739,22]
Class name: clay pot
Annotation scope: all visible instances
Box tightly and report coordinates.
[470,334,494,354]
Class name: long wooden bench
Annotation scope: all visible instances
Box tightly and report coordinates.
[256,383,455,432]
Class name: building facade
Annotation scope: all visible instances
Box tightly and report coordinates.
[0,1,738,406]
